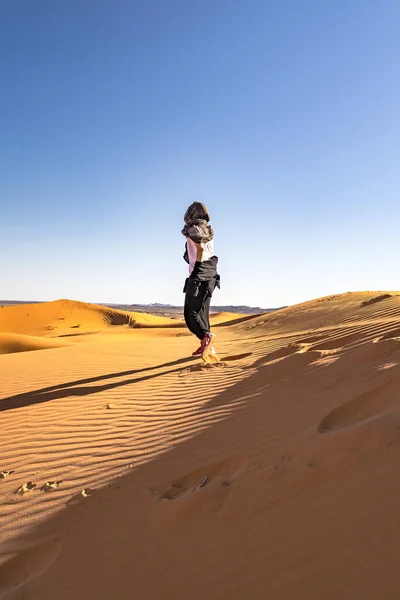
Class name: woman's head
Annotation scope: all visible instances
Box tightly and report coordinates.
[184,202,210,225]
[182,201,213,242]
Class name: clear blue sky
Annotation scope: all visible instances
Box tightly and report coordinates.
[1,0,399,307]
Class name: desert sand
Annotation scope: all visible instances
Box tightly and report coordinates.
[1,291,400,599]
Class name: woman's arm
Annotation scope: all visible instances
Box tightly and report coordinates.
[195,242,204,262]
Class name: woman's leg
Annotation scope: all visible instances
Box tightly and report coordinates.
[184,285,210,340]
[200,294,212,333]
[184,294,200,337]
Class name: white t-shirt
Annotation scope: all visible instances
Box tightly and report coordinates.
[186,237,214,275]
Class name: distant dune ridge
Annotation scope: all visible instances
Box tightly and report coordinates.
[1,291,400,599]
[0,299,249,354]
[0,299,175,336]
[1,299,283,317]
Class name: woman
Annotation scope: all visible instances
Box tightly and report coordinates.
[182,202,220,358]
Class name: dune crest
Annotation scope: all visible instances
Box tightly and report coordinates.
[0,299,179,338]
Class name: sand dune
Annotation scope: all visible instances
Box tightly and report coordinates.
[0,301,245,357]
[0,333,71,355]
[209,311,250,324]
[1,291,400,598]
[0,299,179,338]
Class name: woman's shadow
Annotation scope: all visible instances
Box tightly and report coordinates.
[0,357,194,413]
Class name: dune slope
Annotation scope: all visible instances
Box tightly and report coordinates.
[1,291,400,599]
[0,333,71,355]
[0,299,179,338]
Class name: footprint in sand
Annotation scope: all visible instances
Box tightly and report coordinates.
[179,362,227,375]
[40,481,62,493]
[66,488,96,506]
[158,455,247,501]
[0,541,61,600]
[0,471,15,480]
[156,456,247,519]
[15,482,36,495]
[179,353,252,375]
[318,381,395,434]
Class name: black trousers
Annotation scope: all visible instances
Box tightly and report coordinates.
[184,281,212,340]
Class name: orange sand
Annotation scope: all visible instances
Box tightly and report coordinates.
[0,333,72,355]
[1,291,400,599]
[210,311,250,324]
